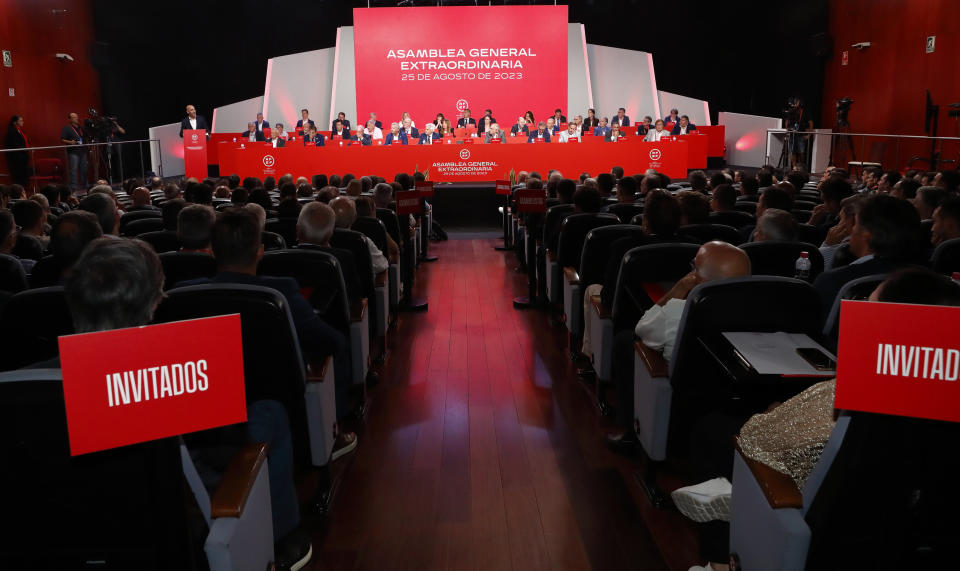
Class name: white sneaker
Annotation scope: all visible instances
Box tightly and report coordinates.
[671,477,732,523]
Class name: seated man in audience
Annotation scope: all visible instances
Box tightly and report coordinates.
[643,119,670,142]
[612,107,630,127]
[635,116,653,136]
[527,121,552,143]
[270,123,288,147]
[573,185,603,213]
[296,201,363,308]
[418,123,441,145]
[180,209,358,433]
[858,165,882,193]
[456,109,476,129]
[11,199,49,248]
[127,187,160,212]
[934,169,960,193]
[373,183,393,209]
[876,170,901,194]
[553,108,567,124]
[302,125,325,146]
[572,115,584,135]
[678,191,711,226]
[606,241,751,452]
[384,123,408,146]
[241,122,265,142]
[329,197,389,275]
[295,108,315,132]
[689,171,708,194]
[79,192,119,236]
[367,112,382,129]
[545,117,559,135]
[739,184,793,242]
[400,118,419,138]
[709,184,738,213]
[177,204,215,253]
[331,111,350,131]
[670,115,697,135]
[484,123,506,143]
[608,175,637,205]
[557,123,580,143]
[60,238,314,570]
[931,196,960,246]
[753,208,798,242]
[664,108,680,125]
[813,194,921,319]
[593,117,611,137]
[811,177,854,228]
[818,195,865,270]
[330,120,352,140]
[360,119,383,144]
[510,117,528,137]
[0,209,37,273]
[604,123,624,142]
[737,177,760,202]
[913,185,947,220]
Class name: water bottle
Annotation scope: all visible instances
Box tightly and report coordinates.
[795,251,812,281]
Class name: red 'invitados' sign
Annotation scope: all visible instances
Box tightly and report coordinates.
[495,180,511,195]
[415,180,434,198]
[835,300,960,423]
[58,314,247,456]
[395,190,421,215]
[515,188,546,213]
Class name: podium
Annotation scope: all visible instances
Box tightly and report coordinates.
[183,129,208,179]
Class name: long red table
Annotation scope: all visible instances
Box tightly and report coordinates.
[217,138,691,182]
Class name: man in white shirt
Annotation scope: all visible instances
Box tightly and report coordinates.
[607,241,751,453]
[558,123,580,143]
[644,119,670,142]
[241,122,265,142]
[253,113,269,133]
[178,104,209,138]
[329,197,389,275]
[362,119,383,142]
[484,123,506,143]
[572,115,584,135]
[271,123,288,147]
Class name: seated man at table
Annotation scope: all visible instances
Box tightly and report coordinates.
[384,123,408,145]
[604,123,625,142]
[671,115,698,135]
[270,123,288,147]
[418,123,441,144]
[241,122,265,142]
[484,123,506,143]
[612,107,630,127]
[303,124,325,146]
[545,117,559,135]
[330,120,352,140]
[331,111,351,131]
[644,119,670,142]
[553,108,567,124]
[456,109,477,129]
[401,118,419,139]
[510,117,528,137]
[360,119,383,145]
[558,123,580,143]
[635,116,653,136]
[527,121,552,143]
[367,112,382,129]
[295,109,315,132]
[593,117,611,137]
[606,241,752,452]
[664,108,680,125]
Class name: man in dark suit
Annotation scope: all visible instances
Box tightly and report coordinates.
[553,108,567,124]
[330,120,352,141]
[401,118,419,138]
[812,194,921,321]
[178,104,209,138]
[611,108,630,127]
[366,113,383,129]
[635,116,653,136]
[477,109,496,133]
[670,115,698,135]
[295,202,363,303]
[331,112,351,131]
[510,117,529,136]
[303,125,325,146]
[418,123,441,144]
[241,122,266,142]
[456,109,477,129]
[253,113,269,134]
[295,109,315,132]
[527,122,551,143]
[593,117,611,137]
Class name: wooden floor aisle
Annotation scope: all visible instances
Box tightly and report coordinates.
[309,236,696,571]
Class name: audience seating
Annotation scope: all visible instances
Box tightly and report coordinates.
[118,210,162,233]
[708,210,756,229]
[0,368,275,570]
[327,229,377,383]
[121,217,165,237]
[796,223,824,246]
[677,223,743,245]
[822,273,889,351]
[931,237,960,274]
[0,253,28,293]
[740,241,824,280]
[548,213,618,309]
[375,208,403,309]
[351,216,393,335]
[540,205,577,304]
[12,233,44,261]
[919,219,933,249]
[734,202,757,215]
[154,284,338,468]
[604,203,645,224]
[264,218,298,248]
[137,230,181,253]
[791,210,813,224]
[0,286,72,371]
[262,230,287,251]
[28,255,63,288]
[159,251,217,289]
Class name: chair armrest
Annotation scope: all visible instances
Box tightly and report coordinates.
[590,295,610,319]
[351,298,368,322]
[563,266,580,285]
[734,445,803,509]
[375,271,388,288]
[635,341,668,378]
[210,443,269,518]
[546,249,557,262]
[306,355,333,383]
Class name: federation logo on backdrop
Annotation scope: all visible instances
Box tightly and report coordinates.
[262,155,276,168]
[459,148,471,160]
[455,99,469,112]
[649,148,662,161]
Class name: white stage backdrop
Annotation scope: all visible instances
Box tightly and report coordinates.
[586,43,660,125]
[718,111,782,167]
[567,23,593,119]
[329,26,357,130]
[149,122,184,178]
[212,96,263,133]
[263,48,335,132]
[658,91,711,126]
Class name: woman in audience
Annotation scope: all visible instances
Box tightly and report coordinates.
[438,119,453,137]
[583,108,599,130]
[676,268,960,571]
[433,112,445,130]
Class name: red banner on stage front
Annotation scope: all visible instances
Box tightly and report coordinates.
[353,5,567,130]
[217,138,688,183]
[183,129,208,180]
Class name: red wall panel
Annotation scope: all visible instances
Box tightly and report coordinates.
[822,0,960,171]
[0,0,101,154]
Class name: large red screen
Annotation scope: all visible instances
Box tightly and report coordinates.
[352,5,568,132]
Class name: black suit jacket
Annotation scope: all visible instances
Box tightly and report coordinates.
[671,123,698,135]
[331,119,351,131]
[179,115,209,137]
[241,130,266,142]
[477,116,496,132]
[295,119,316,130]
[812,256,908,322]
[254,120,270,132]
[402,127,420,138]
[457,118,477,128]
[297,244,362,304]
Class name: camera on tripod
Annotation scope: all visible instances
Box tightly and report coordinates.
[836,97,854,126]
[83,108,119,143]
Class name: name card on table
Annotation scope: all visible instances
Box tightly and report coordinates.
[58,315,247,456]
[495,180,511,195]
[515,188,546,213]
[835,300,960,423]
[395,190,421,215]
[415,180,434,198]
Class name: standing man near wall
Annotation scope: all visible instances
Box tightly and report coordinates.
[178,104,209,138]
[60,112,88,191]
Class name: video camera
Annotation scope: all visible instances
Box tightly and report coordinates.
[83,107,120,142]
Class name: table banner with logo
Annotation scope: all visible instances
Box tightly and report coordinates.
[183,129,208,179]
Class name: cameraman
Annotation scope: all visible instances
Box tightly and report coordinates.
[60,112,88,191]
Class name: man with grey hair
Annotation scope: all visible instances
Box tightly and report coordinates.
[373,183,393,209]
[484,123,506,143]
[243,202,267,232]
[754,208,799,242]
[329,196,388,274]
[241,122,264,142]
[296,202,362,299]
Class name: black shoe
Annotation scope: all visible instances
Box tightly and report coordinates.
[275,528,313,571]
[605,431,640,456]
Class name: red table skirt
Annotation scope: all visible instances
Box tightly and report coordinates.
[217,138,690,182]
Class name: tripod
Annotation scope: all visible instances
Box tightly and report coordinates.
[830,119,856,168]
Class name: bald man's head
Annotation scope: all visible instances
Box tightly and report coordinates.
[694,241,751,282]
[297,202,336,246]
[329,196,357,228]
